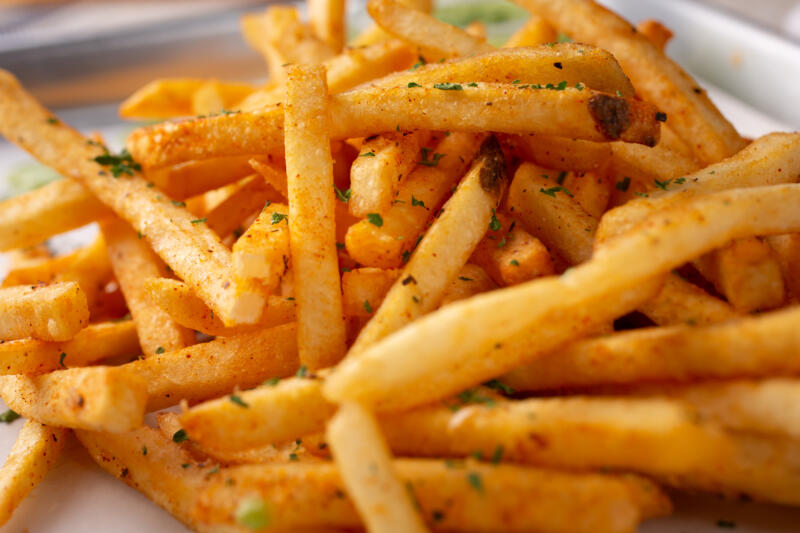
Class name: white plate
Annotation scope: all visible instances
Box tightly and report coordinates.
[1,2,800,532]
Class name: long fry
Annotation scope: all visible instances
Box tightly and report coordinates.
[0,282,89,342]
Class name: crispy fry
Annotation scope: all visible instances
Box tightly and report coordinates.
[190,80,254,116]
[248,157,288,198]
[327,402,428,533]
[349,132,428,217]
[440,264,498,306]
[204,175,283,238]
[345,132,484,268]
[119,79,254,120]
[284,65,347,369]
[145,155,261,201]
[368,0,494,58]
[637,272,738,326]
[143,278,295,336]
[563,170,610,218]
[0,367,147,432]
[0,179,110,251]
[506,133,612,172]
[636,19,674,52]
[101,218,193,356]
[325,184,800,411]
[766,233,800,301]
[0,282,88,341]
[511,0,746,164]
[232,202,291,294]
[0,320,139,375]
[0,69,264,326]
[0,421,69,526]
[503,14,557,47]
[341,268,400,318]
[349,136,508,354]
[504,306,800,392]
[308,0,346,51]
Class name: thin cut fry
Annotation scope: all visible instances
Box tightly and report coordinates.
[204,175,283,238]
[232,202,291,294]
[0,320,139,375]
[0,421,69,526]
[190,80,254,116]
[143,278,295,336]
[0,367,147,432]
[0,69,265,326]
[637,273,738,326]
[637,19,674,51]
[440,264,498,306]
[0,282,89,341]
[766,233,800,301]
[284,65,347,369]
[327,402,429,533]
[119,79,253,120]
[341,268,400,319]
[506,133,612,172]
[145,155,260,201]
[503,14,557,47]
[0,179,110,251]
[101,218,193,356]
[309,0,346,51]
[248,157,288,198]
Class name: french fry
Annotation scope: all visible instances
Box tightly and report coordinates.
[563,170,610,219]
[101,218,193,356]
[248,157,288,198]
[0,320,139,375]
[0,69,265,326]
[368,0,494,58]
[341,268,400,318]
[327,402,428,533]
[503,14,557,47]
[510,0,746,164]
[128,322,299,411]
[0,421,69,526]
[204,175,283,238]
[349,136,508,354]
[119,79,254,120]
[127,78,655,170]
[284,65,347,369]
[464,21,488,40]
[232,202,291,294]
[766,233,800,301]
[0,366,147,432]
[504,305,800,392]
[308,0,346,52]
[345,132,484,268]
[470,212,555,286]
[608,142,700,193]
[145,155,260,201]
[0,282,88,341]
[190,80,254,116]
[636,272,738,326]
[3,235,113,316]
[143,278,295,336]
[636,19,674,53]
[325,184,800,411]
[440,264,498,306]
[79,425,668,533]
[349,131,429,217]
[350,0,434,47]
[504,133,612,172]
[0,179,110,251]
[508,163,598,265]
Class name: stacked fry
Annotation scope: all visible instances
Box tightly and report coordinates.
[0,0,799,531]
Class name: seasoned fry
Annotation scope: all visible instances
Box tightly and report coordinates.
[349,131,428,217]
[204,175,283,238]
[767,233,800,301]
[637,272,738,326]
[637,19,674,52]
[0,367,147,432]
[190,80,254,116]
[101,218,193,356]
[232,202,291,294]
[349,136,508,354]
[504,306,800,392]
[309,0,346,51]
[143,278,295,336]
[325,184,800,411]
[345,132,484,268]
[563,170,610,219]
[440,264,498,306]
[0,320,139,375]
[145,155,260,201]
[247,157,288,198]
[368,0,493,58]
[327,402,429,533]
[284,66,347,369]
[0,179,110,251]
[511,0,746,164]
[0,70,264,326]
[341,268,400,318]
[0,282,89,341]
[0,421,69,526]
[507,133,612,172]
[503,14,557,47]
[119,79,253,120]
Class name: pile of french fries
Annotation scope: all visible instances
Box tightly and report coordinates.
[1,0,799,530]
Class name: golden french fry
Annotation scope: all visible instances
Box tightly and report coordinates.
[510,0,746,164]
[284,65,347,369]
[0,366,147,432]
[0,70,264,326]
[145,155,261,201]
[248,157,288,198]
[504,306,800,392]
[327,402,428,533]
[505,133,613,172]
[349,132,428,217]
[204,175,283,238]
[470,212,555,286]
[101,218,193,356]
[637,272,738,326]
[0,320,139,375]
[119,78,207,119]
[0,282,88,341]
[345,132,484,268]
[0,179,110,251]
[232,202,290,294]
[308,0,346,51]
[368,0,494,58]
[636,19,674,52]
[0,421,69,526]
[608,142,700,193]
[766,233,800,301]
[503,14,557,47]
[190,80,254,116]
[562,170,610,218]
[325,184,800,411]
[341,268,400,318]
[128,322,299,411]
[350,136,508,354]
[440,264,498,306]
[143,278,295,336]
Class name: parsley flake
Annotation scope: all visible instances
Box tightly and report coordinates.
[654,178,672,190]
[142,446,148,456]
[271,212,288,225]
[433,82,463,91]
[334,185,351,203]
[418,147,445,167]
[466,82,478,87]
[296,365,309,378]
[491,445,504,464]
[172,429,188,443]
[540,186,573,198]
[359,151,376,157]
[93,148,141,177]
[484,379,514,395]
[263,377,280,386]
[230,395,249,408]
[363,300,373,313]
[615,177,631,191]
[236,497,271,530]
[155,346,165,354]
[366,213,383,227]
[407,82,422,88]
[489,209,502,231]
[458,276,472,281]
[190,218,206,225]
[411,195,426,208]
[0,409,20,423]
[467,472,483,493]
